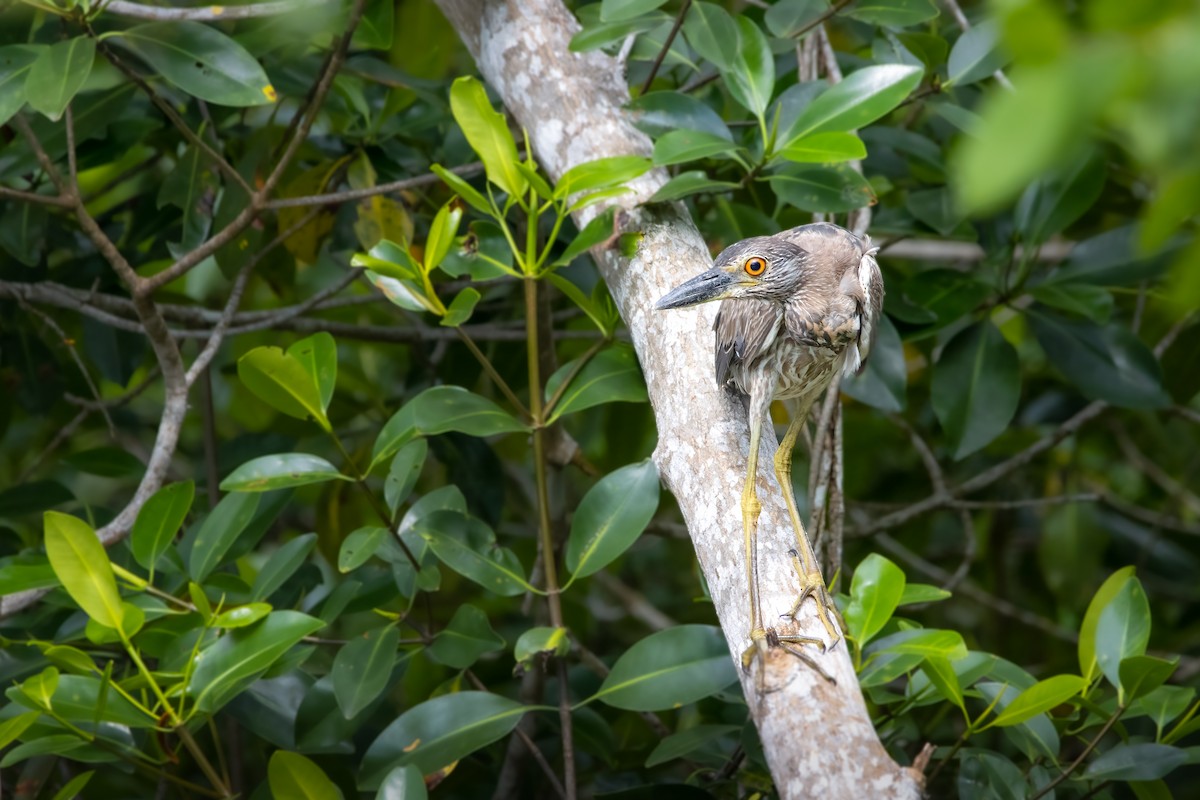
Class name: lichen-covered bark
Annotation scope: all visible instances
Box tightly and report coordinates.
[435,2,922,796]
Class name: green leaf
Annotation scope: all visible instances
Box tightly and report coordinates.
[441,287,481,327]
[288,332,337,415]
[767,164,876,213]
[1097,577,1152,693]
[848,0,939,29]
[841,314,907,412]
[431,164,493,215]
[648,170,740,202]
[1029,311,1170,409]
[0,711,40,750]
[19,666,57,710]
[626,91,732,140]
[784,64,923,143]
[385,440,427,515]
[406,385,528,437]
[906,187,964,237]
[130,480,193,572]
[425,201,464,272]
[565,460,660,581]
[764,0,828,37]
[1120,656,1178,703]
[986,674,1087,727]
[652,129,742,166]
[601,0,669,22]
[871,628,968,661]
[375,765,427,800]
[1079,566,1136,682]
[1082,743,1188,782]
[417,510,533,596]
[777,131,867,164]
[682,2,739,70]
[269,751,343,800]
[361,270,432,313]
[215,603,272,629]
[10,674,151,728]
[334,626,400,719]
[931,321,1020,459]
[552,207,617,270]
[545,345,647,423]
[723,18,774,119]
[220,454,350,492]
[844,554,906,646]
[1029,282,1114,323]
[898,583,952,606]
[44,512,123,630]
[1016,150,1106,245]
[557,156,653,197]
[116,22,276,106]
[514,626,569,671]
[189,610,324,714]
[360,692,526,788]
[238,345,332,431]
[922,656,964,709]
[186,491,261,583]
[339,527,390,573]
[0,45,40,127]
[251,533,317,601]
[592,625,737,711]
[946,21,1007,87]
[49,771,94,800]
[449,76,525,198]
[24,37,95,121]
[428,603,506,669]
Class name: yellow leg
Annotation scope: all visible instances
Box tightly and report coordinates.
[775,405,841,651]
[738,413,768,677]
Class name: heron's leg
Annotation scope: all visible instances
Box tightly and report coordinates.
[738,411,769,675]
[774,402,841,650]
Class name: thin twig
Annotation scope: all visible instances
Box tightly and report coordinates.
[104,0,320,20]
[264,161,485,209]
[1029,704,1127,799]
[639,0,691,96]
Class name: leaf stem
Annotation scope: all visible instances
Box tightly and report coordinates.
[543,336,609,422]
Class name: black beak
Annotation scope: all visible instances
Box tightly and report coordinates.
[655,268,736,310]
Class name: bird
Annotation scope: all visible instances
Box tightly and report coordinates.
[655,222,884,679]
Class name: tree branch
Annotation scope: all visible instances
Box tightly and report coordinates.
[103,0,320,21]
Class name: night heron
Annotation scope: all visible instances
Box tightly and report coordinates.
[656,222,883,678]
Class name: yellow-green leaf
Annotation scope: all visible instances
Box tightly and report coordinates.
[43,512,123,630]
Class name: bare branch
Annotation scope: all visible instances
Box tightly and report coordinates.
[0,185,71,206]
[638,0,691,95]
[103,0,320,21]
[264,161,484,209]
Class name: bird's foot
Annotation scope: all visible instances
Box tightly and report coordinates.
[741,627,835,692]
[782,549,843,652]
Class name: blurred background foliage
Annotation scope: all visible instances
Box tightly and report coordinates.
[0,0,1197,798]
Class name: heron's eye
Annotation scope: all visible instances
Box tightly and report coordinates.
[744,256,768,276]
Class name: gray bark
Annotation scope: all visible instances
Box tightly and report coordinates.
[435,1,924,797]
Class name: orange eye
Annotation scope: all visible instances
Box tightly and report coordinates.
[744,256,767,276]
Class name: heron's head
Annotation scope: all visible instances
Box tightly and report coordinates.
[654,236,811,310]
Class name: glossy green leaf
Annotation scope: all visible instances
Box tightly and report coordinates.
[1029,311,1170,409]
[723,18,774,119]
[441,286,481,327]
[238,345,332,430]
[557,156,654,197]
[425,200,463,272]
[215,603,272,629]
[898,583,952,605]
[428,603,505,669]
[552,207,617,270]
[768,164,875,213]
[626,92,732,140]
[0,712,40,750]
[9,673,153,728]
[130,480,193,572]
[848,0,939,28]
[921,656,963,709]
[385,440,427,515]
[1029,282,1114,323]
[931,321,1020,459]
[987,674,1087,727]
[946,21,1007,87]
[645,724,740,767]
[565,460,659,581]
[600,0,669,22]
[648,170,740,202]
[683,2,739,70]
[220,454,350,492]
[777,131,867,164]
[417,510,532,596]
[545,345,647,423]
[50,770,94,800]
[0,735,93,768]
[1120,656,1178,703]
[339,527,390,573]
[24,38,94,121]
[408,385,528,437]
[1096,577,1151,692]
[871,628,968,661]
[1016,150,1106,245]
[1082,743,1188,781]
[1079,566,1135,682]
[19,666,57,710]
[652,129,742,166]
[288,332,337,415]
[186,491,260,583]
[116,22,275,106]
[514,626,569,670]
[269,750,343,800]
[375,765,427,800]
[334,626,400,719]
[190,610,324,714]
[0,45,40,127]
[431,163,492,215]
[251,533,317,601]
[449,76,525,198]
[844,553,906,646]
[44,512,123,630]
[785,64,923,143]
[593,625,736,711]
[359,692,527,788]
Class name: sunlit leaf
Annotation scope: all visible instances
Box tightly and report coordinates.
[44,512,122,630]
[269,750,343,800]
[844,554,906,646]
[448,76,525,198]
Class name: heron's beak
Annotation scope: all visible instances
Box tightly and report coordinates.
[655,268,736,310]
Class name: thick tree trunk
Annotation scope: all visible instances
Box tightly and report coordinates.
[435,2,923,797]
